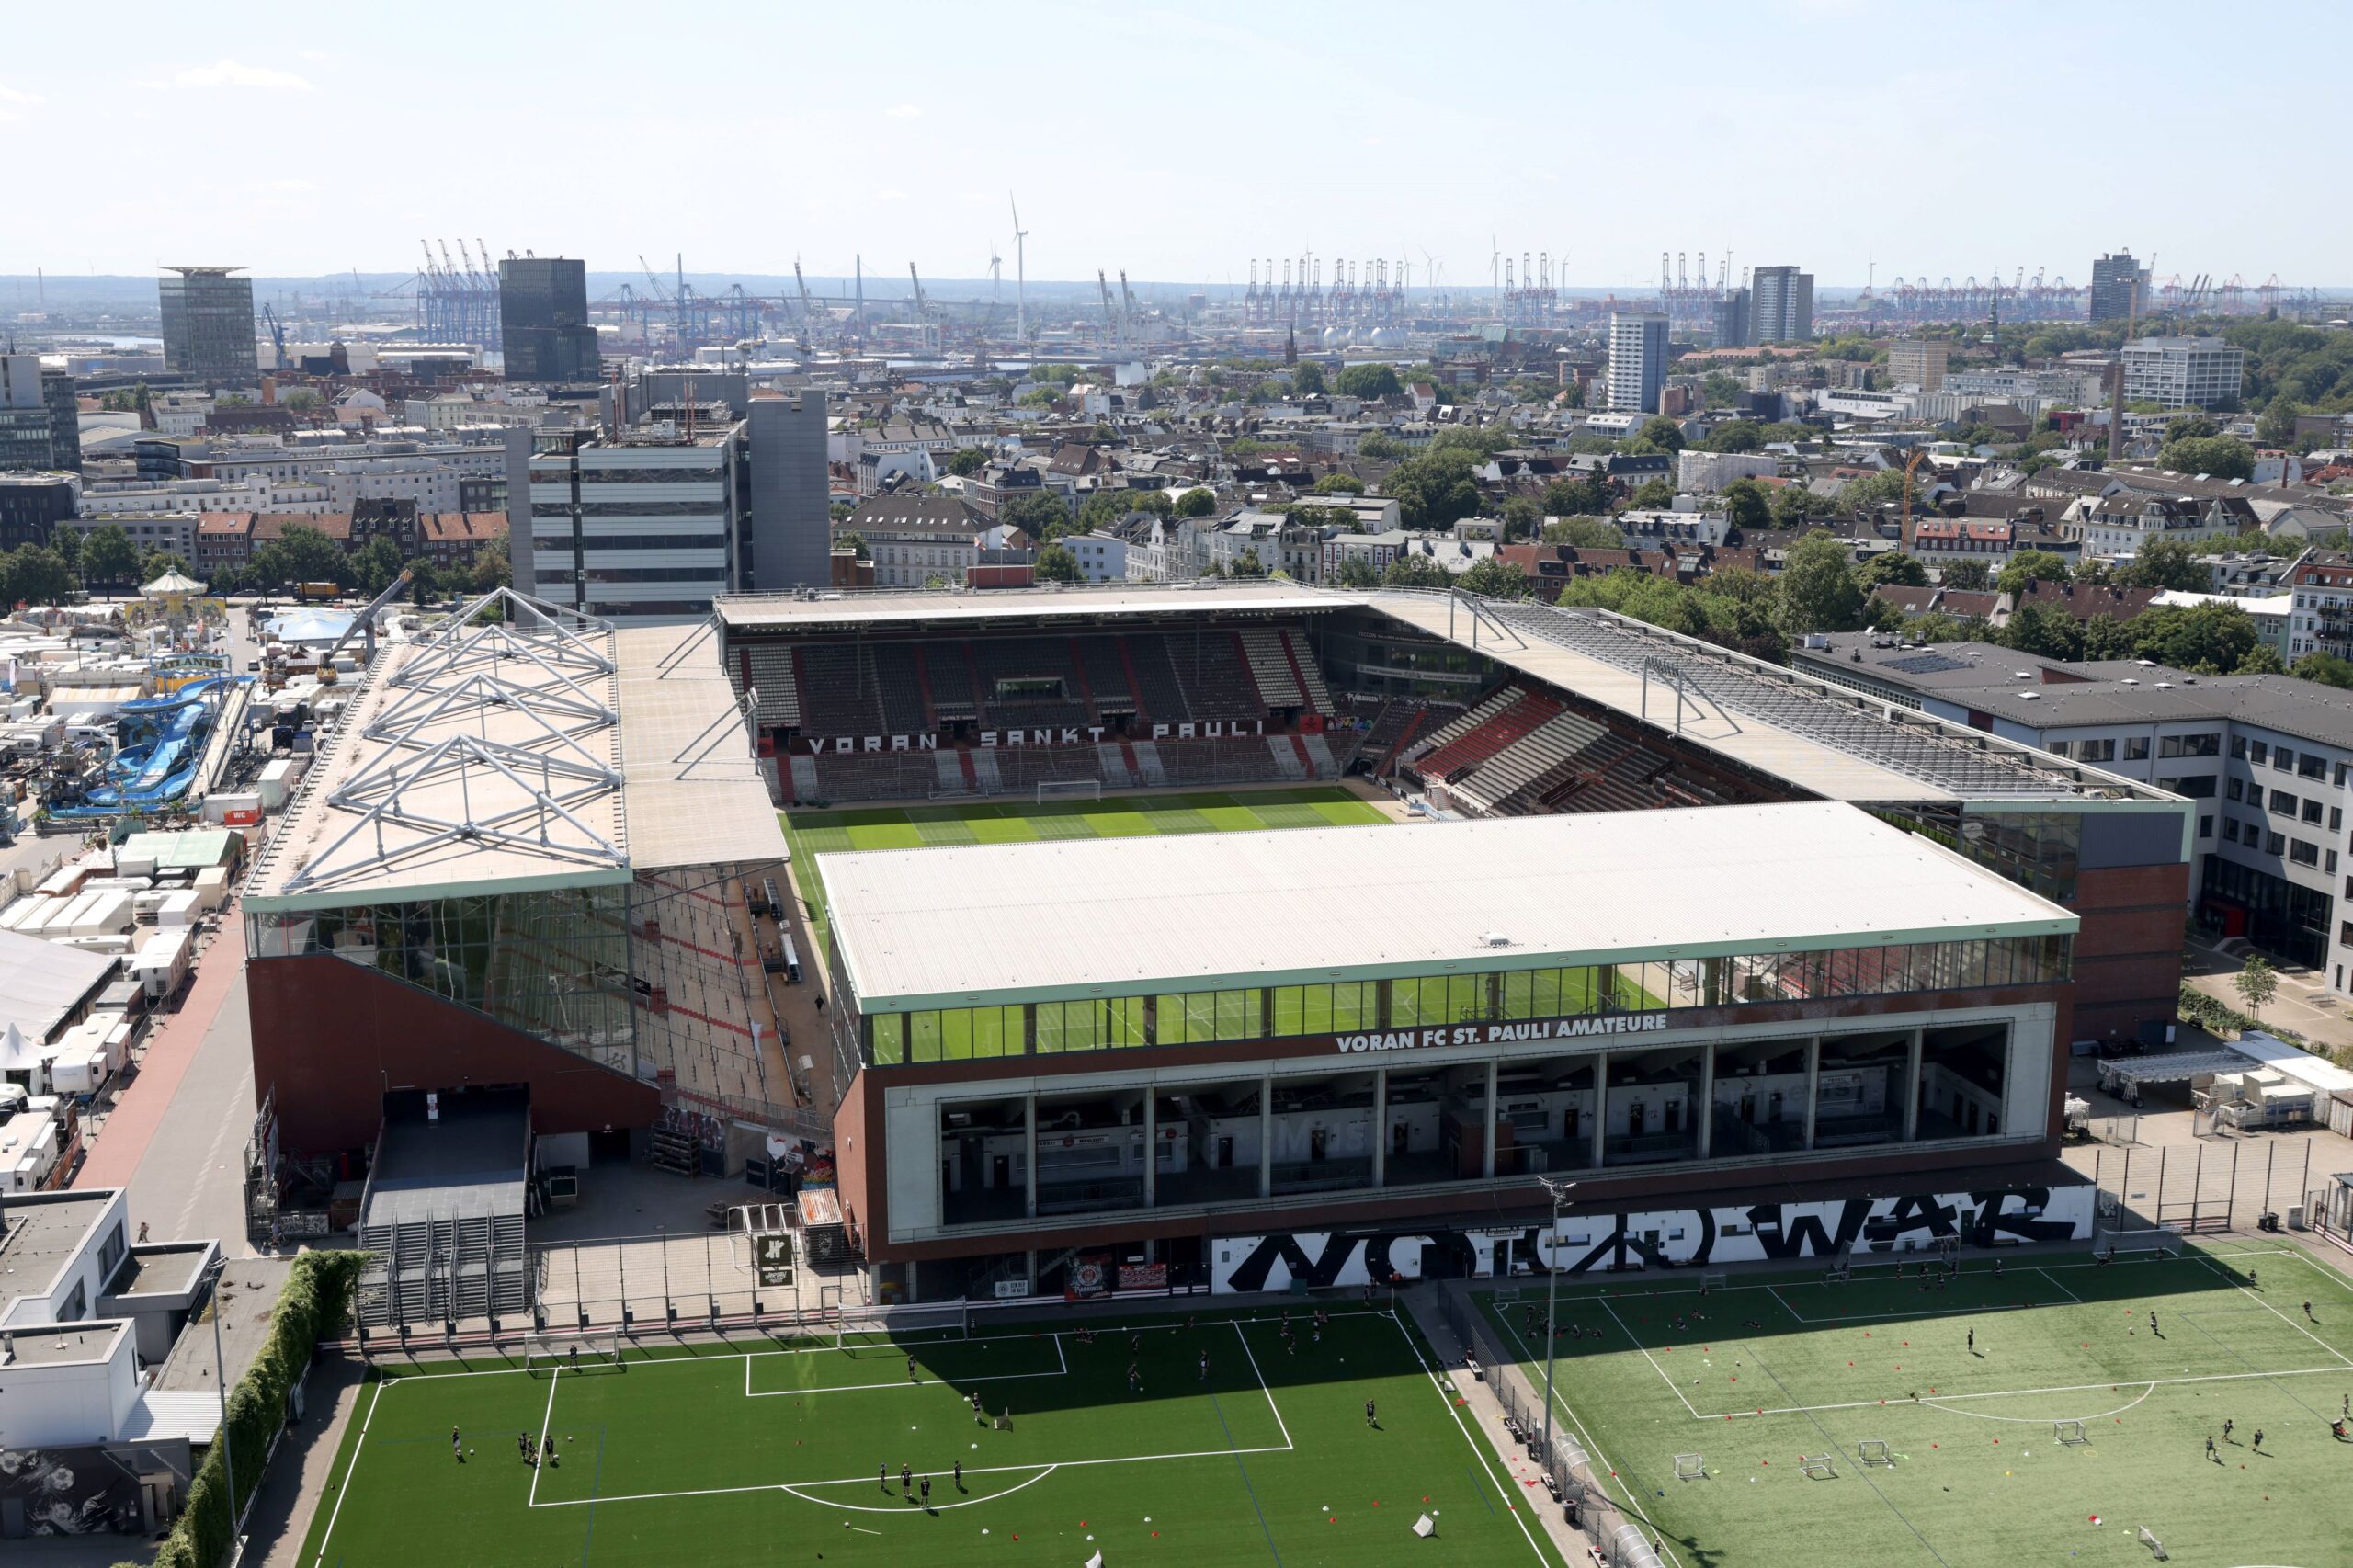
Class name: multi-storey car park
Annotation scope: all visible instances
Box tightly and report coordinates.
[235,581,2193,1318]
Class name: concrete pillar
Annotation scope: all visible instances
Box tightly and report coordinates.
[1591,1050,1609,1167]
[1482,1059,1498,1178]
[1803,1035,1821,1151]
[1904,1028,1925,1142]
[1371,1068,1388,1188]
[1258,1074,1274,1199]
[1024,1095,1039,1219]
[1695,1039,1715,1160]
[1142,1091,1157,1209]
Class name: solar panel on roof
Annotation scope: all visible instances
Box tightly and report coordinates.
[1882,653,1972,675]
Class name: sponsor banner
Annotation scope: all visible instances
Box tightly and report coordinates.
[802,720,1267,755]
[754,1233,795,1288]
[1066,1254,1112,1298]
[1336,1014,1667,1054]
[1115,1262,1168,1291]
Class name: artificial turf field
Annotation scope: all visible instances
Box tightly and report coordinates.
[779,786,1392,961]
[1483,1238,2353,1568]
[298,1303,1562,1568]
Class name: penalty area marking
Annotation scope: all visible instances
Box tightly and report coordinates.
[745,1333,1068,1397]
[780,1464,1060,1512]
[1703,1363,2349,1422]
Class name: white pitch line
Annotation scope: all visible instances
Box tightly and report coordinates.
[1698,1362,2350,1422]
[1919,1384,2155,1426]
[1596,1295,1705,1421]
[744,1364,1066,1398]
[309,1378,384,1568]
[529,1366,561,1507]
[780,1465,1059,1513]
[2033,1267,2083,1305]
[1394,1310,1552,1568]
[1230,1320,1292,1451]
[2192,1252,2353,1369]
[527,1444,1296,1509]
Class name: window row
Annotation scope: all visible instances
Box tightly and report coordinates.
[865,935,2070,1065]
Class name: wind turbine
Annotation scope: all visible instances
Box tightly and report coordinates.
[1008,194,1029,344]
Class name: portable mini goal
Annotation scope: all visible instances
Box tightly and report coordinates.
[523,1328,620,1371]
[2138,1526,2169,1561]
[1856,1440,1893,1468]
[1698,1271,1727,1294]
[2095,1227,2181,1263]
[1036,778,1103,804]
[1932,1235,1960,1272]
[2054,1419,2091,1446]
[1800,1453,1837,1480]
[1673,1453,1706,1482]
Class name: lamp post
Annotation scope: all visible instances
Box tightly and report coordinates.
[204,1256,237,1550]
[1535,1177,1578,1462]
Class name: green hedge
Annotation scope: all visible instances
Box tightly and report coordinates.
[126,1249,369,1568]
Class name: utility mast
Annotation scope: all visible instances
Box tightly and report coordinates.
[1009,194,1029,345]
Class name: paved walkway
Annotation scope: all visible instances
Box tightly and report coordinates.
[2184,937,2353,1060]
[76,907,247,1190]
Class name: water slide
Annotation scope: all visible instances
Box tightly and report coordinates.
[46,678,234,820]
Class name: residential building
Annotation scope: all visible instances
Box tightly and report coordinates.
[0,471,77,550]
[498,256,599,382]
[513,425,742,621]
[2289,555,2353,662]
[0,354,81,472]
[1887,339,1950,392]
[845,495,988,588]
[1946,367,2104,406]
[2089,252,2148,323]
[1676,449,1779,493]
[1711,288,1751,350]
[2065,493,2251,562]
[2120,336,2245,411]
[1605,312,1668,415]
[1068,529,1128,582]
[1751,266,1813,343]
[158,267,256,381]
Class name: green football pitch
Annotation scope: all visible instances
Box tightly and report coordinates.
[299,1304,1563,1568]
[1481,1239,2353,1568]
[780,787,1391,963]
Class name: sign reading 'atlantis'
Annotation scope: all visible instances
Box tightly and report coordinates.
[806,720,1267,754]
[1336,1014,1670,1053]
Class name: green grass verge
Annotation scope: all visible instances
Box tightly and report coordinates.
[298,1304,1563,1568]
[780,787,1390,967]
[1480,1238,2353,1568]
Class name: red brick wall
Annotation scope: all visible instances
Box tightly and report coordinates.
[2071,860,2191,1041]
[248,955,662,1161]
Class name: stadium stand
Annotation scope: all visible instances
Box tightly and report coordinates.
[1159,631,1264,722]
[973,637,1091,729]
[738,643,801,731]
[1123,633,1194,722]
[1407,686,1565,784]
[1239,628,1306,709]
[795,644,887,736]
[1449,710,1607,809]
[1076,637,1136,719]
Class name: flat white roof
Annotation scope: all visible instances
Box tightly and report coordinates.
[715,581,1361,632]
[823,801,2075,1011]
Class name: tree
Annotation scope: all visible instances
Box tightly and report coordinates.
[2236,642,2286,674]
[2165,414,2222,443]
[1311,473,1365,496]
[1174,486,1217,517]
[2291,651,2353,689]
[1290,361,1326,397]
[1457,557,1530,598]
[945,446,990,477]
[1500,494,1542,540]
[1334,363,1403,401]
[48,521,80,570]
[2113,537,2211,591]
[1033,542,1081,582]
[1776,530,1864,636]
[2234,954,2278,1019]
[1625,477,1677,510]
[468,535,511,593]
[276,522,348,586]
[1998,601,2083,660]
[1721,478,1770,531]
[278,389,321,413]
[1941,560,1994,591]
[1996,550,2074,593]
[1632,415,1686,453]
[829,500,857,524]
[0,545,75,606]
[141,549,194,585]
[350,535,404,597]
[998,490,1073,540]
[1541,516,1623,548]
[79,524,142,589]
[835,529,868,556]
[1858,551,1929,589]
[1334,556,1381,587]
[1836,470,1908,512]
[2256,395,2302,449]
[2154,435,2255,481]
[1768,484,1818,528]
[2131,601,2258,674]
[246,543,292,590]
[1356,431,1406,460]
[1229,547,1268,580]
[1381,553,1450,588]
[1540,474,1611,517]
[1703,420,1762,453]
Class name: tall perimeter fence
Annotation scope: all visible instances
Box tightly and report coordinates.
[2079,1131,2328,1236]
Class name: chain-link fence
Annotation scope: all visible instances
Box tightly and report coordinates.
[528,1221,870,1331]
[2084,1137,2319,1234]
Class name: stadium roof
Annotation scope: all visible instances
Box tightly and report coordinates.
[1363,592,2177,807]
[822,801,2075,1011]
[716,581,1363,632]
[247,592,783,912]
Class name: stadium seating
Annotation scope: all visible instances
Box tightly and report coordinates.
[1409,688,1565,784]
[870,643,929,734]
[972,637,1090,729]
[1238,628,1305,709]
[1075,637,1136,718]
[795,645,887,737]
[1449,710,1607,808]
[1156,631,1264,722]
[1122,633,1193,722]
[1283,631,1334,712]
[734,644,801,730]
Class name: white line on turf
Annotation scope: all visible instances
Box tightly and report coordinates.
[529,1366,560,1507]
[1595,1295,1704,1420]
[526,1446,1296,1509]
[1230,1321,1290,1450]
[2033,1267,2083,1305]
[308,1378,384,1568]
[1393,1309,1552,1567]
[1918,1383,2154,1425]
[744,1363,1065,1398]
[2191,1251,2353,1369]
[780,1466,1061,1512]
[1700,1362,2348,1421]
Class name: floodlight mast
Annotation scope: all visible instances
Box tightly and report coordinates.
[1537,1176,1579,1462]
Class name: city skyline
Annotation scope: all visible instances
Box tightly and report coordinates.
[5,0,2347,289]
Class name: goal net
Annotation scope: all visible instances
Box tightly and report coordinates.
[1036,778,1103,803]
[2095,1227,2181,1262]
[2138,1526,2169,1561]
[1673,1453,1706,1482]
[1698,1271,1728,1294]
[831,1301,972,1349]
[1857,1439,1893,1468]
[524,1329,620,1371]
[1800,1453,1837,1480]
[2054,1419,2090,1446]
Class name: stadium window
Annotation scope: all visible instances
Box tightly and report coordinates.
[2302,753,2328,780]
[870,1012,905,1066]
[2125,737,2151,761]
[1332,981,1377,1031]
[2307,800,2325,824]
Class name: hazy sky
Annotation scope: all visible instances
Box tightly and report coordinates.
[6,0,2342,290]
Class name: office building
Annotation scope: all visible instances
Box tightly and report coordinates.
[2121,336,2245,411]
[0,354,82,472]
[1606,312,1669,415]
[157,267,256,381]
[498,256,600,382]
[1750,267,1813,344]
[0,471,78,550]
[2089,252,2148,324]
[745,389,830,591]
[1711,288,1750,350]
[510,421,742,623]
[1887,339,1950,392]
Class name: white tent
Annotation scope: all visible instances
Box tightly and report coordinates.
[0,1021,42,1074]
[141,570,209,597]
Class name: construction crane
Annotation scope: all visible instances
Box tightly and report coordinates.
[907,262,938,354]
[1119,271,1140,349]
[261,303,290,371]
[1097,269,1120,352]
[792,260,815,353]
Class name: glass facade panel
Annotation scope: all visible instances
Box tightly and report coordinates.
[1268,1072,1377,1195]
[1710,1038,1810,1155]
[1032,1088,1147,1217]
[1814,1031,1912,1150]
[1917,1024,2010,1140]
[1492,1055,1597,1176]
[939,1096,1027,1227]
[1382,1064,1491,1187]
[1603,1043,1706,1166]
[1155,1083,1262,1207]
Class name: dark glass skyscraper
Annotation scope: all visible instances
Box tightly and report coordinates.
[159,267,257,381]
[498,257,600,382]
[2089,252,2146,323]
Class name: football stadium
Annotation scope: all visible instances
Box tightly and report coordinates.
[243,578,2285,1568]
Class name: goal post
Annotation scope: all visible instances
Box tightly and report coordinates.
[1800,1453,1837,1480]
[2054,1419,2090,1446]
[1699,1271,1728,1294]
[1672,1453,1706,1482]
[1035,778,1103,804]
[2138,1526,2170,1561]
[1857,1439,1893,1468]
[524,1328,620,1371]
[2095,1227,2181,1263]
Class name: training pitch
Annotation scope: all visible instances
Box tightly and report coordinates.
[299,1304,1562,1568]
[1483,1238,2353,1568]
[780,786,1392,960]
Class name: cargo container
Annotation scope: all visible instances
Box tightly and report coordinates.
[131,926,194,1001]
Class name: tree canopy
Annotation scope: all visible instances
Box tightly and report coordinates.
[2154,434,2255,481]
[1333,364,1403,402]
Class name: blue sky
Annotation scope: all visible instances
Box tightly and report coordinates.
[6,0,2341,289]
